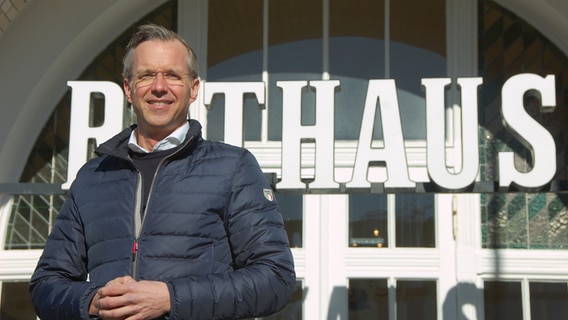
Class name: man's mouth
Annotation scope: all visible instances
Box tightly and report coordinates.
[148,100,173,108]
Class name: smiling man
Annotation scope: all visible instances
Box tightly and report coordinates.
[29,24,296,320]
[124,36,200,150]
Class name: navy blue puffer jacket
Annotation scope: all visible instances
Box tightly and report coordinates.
[29,120,296,319]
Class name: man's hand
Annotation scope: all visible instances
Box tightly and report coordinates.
[89,276,171,320]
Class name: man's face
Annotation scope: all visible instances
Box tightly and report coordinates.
[124,39,199,140]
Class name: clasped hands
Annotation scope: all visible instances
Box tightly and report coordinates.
[89,276,170,320]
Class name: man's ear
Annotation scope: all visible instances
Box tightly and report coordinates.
[189,78,200,104]
[123,78,133,103]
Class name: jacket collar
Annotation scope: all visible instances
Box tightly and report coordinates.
[95,119,203,159]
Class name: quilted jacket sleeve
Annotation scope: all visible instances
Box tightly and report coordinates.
[167,150,296,319]
[29,188,100,320]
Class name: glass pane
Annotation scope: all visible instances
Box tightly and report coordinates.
[390,0,446,140]
[329,0,385,140]
[329,0,445,141]
[258,280,304,319]
[481,193,568,249]
[267,0,323,141]
[348,279,389,319]
[348,194,388,248]
[396,194,435,247]
[530,282,568,320]
[484,281,523,320]
[5,194,65,250]
[207,0,264,141]
[277,194,303,248]
[0,282,37,320]
[478,0,568,186]
[478,1,568,250]
[390,0,447,86]
[397,280,437,320]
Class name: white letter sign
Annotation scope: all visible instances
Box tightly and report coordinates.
[278,80,340,189]
[346,79,415,190]
[423,77,482,190]
[63,81,124,189]
[63,74,559,193]
[498,74,556,190]
[203,82,265,147]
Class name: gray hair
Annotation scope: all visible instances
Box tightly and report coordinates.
[122,24,199,81]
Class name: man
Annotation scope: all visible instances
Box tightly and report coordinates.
[29,24,296,320]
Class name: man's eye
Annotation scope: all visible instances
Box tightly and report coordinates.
[164,72,181,80]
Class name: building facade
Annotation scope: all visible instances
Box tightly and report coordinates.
[1,0,568,319]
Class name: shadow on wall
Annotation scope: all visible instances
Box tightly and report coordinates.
[443,282,484,320]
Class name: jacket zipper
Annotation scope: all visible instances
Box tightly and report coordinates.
[132,172,143,278]
[130,135,195,278]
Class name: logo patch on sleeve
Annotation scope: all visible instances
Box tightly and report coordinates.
[263,188,274,201]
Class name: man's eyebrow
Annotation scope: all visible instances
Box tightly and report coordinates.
[135,68,183,74]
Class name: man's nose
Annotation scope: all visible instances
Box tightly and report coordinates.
[151,73,168,92]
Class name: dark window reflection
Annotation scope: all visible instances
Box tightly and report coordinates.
[349,194,388,247]
[330,0,445,141]
[484,281,523,320]
[207,0,263,141]
[530,282,568,320]
[268,0,323,141]
[277,194,303,248]
[349,194,435,248]
[396,194,435,247]
[390,0,446,96]
[1,282,37,320]
[349,279,437,320]
[349,279,389,320]
[330,0,385,141]
[206,0,446,143]
[397,280,437,320]
[390,0,445,142]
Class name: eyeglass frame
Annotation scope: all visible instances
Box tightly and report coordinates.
[131,70,193,88]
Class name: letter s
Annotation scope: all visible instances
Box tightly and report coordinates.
[498,73,556,191]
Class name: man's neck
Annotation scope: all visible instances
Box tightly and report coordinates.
[135,131,163,152]
[135,125,176,151]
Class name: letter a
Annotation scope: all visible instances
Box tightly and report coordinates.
[347,80,415,190]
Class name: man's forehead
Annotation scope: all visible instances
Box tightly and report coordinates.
[131,40,190,70]
[133,39,187,54]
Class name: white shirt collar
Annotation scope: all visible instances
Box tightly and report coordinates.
[128,122,189,153]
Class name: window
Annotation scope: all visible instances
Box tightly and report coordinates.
[478,0,568,250]
[330,0,445,141]
[206,0,264,141]
[277,194,303,248]
[530,282,568,320]
[206,0,446,143]
[484,280,568,320]
[0,282,36,319]
[349,194,435,248]
[348,279,437,320]
[349,279,389,319]
[397,280,437,320]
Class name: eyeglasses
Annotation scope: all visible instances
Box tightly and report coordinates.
[133,71,190,88]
